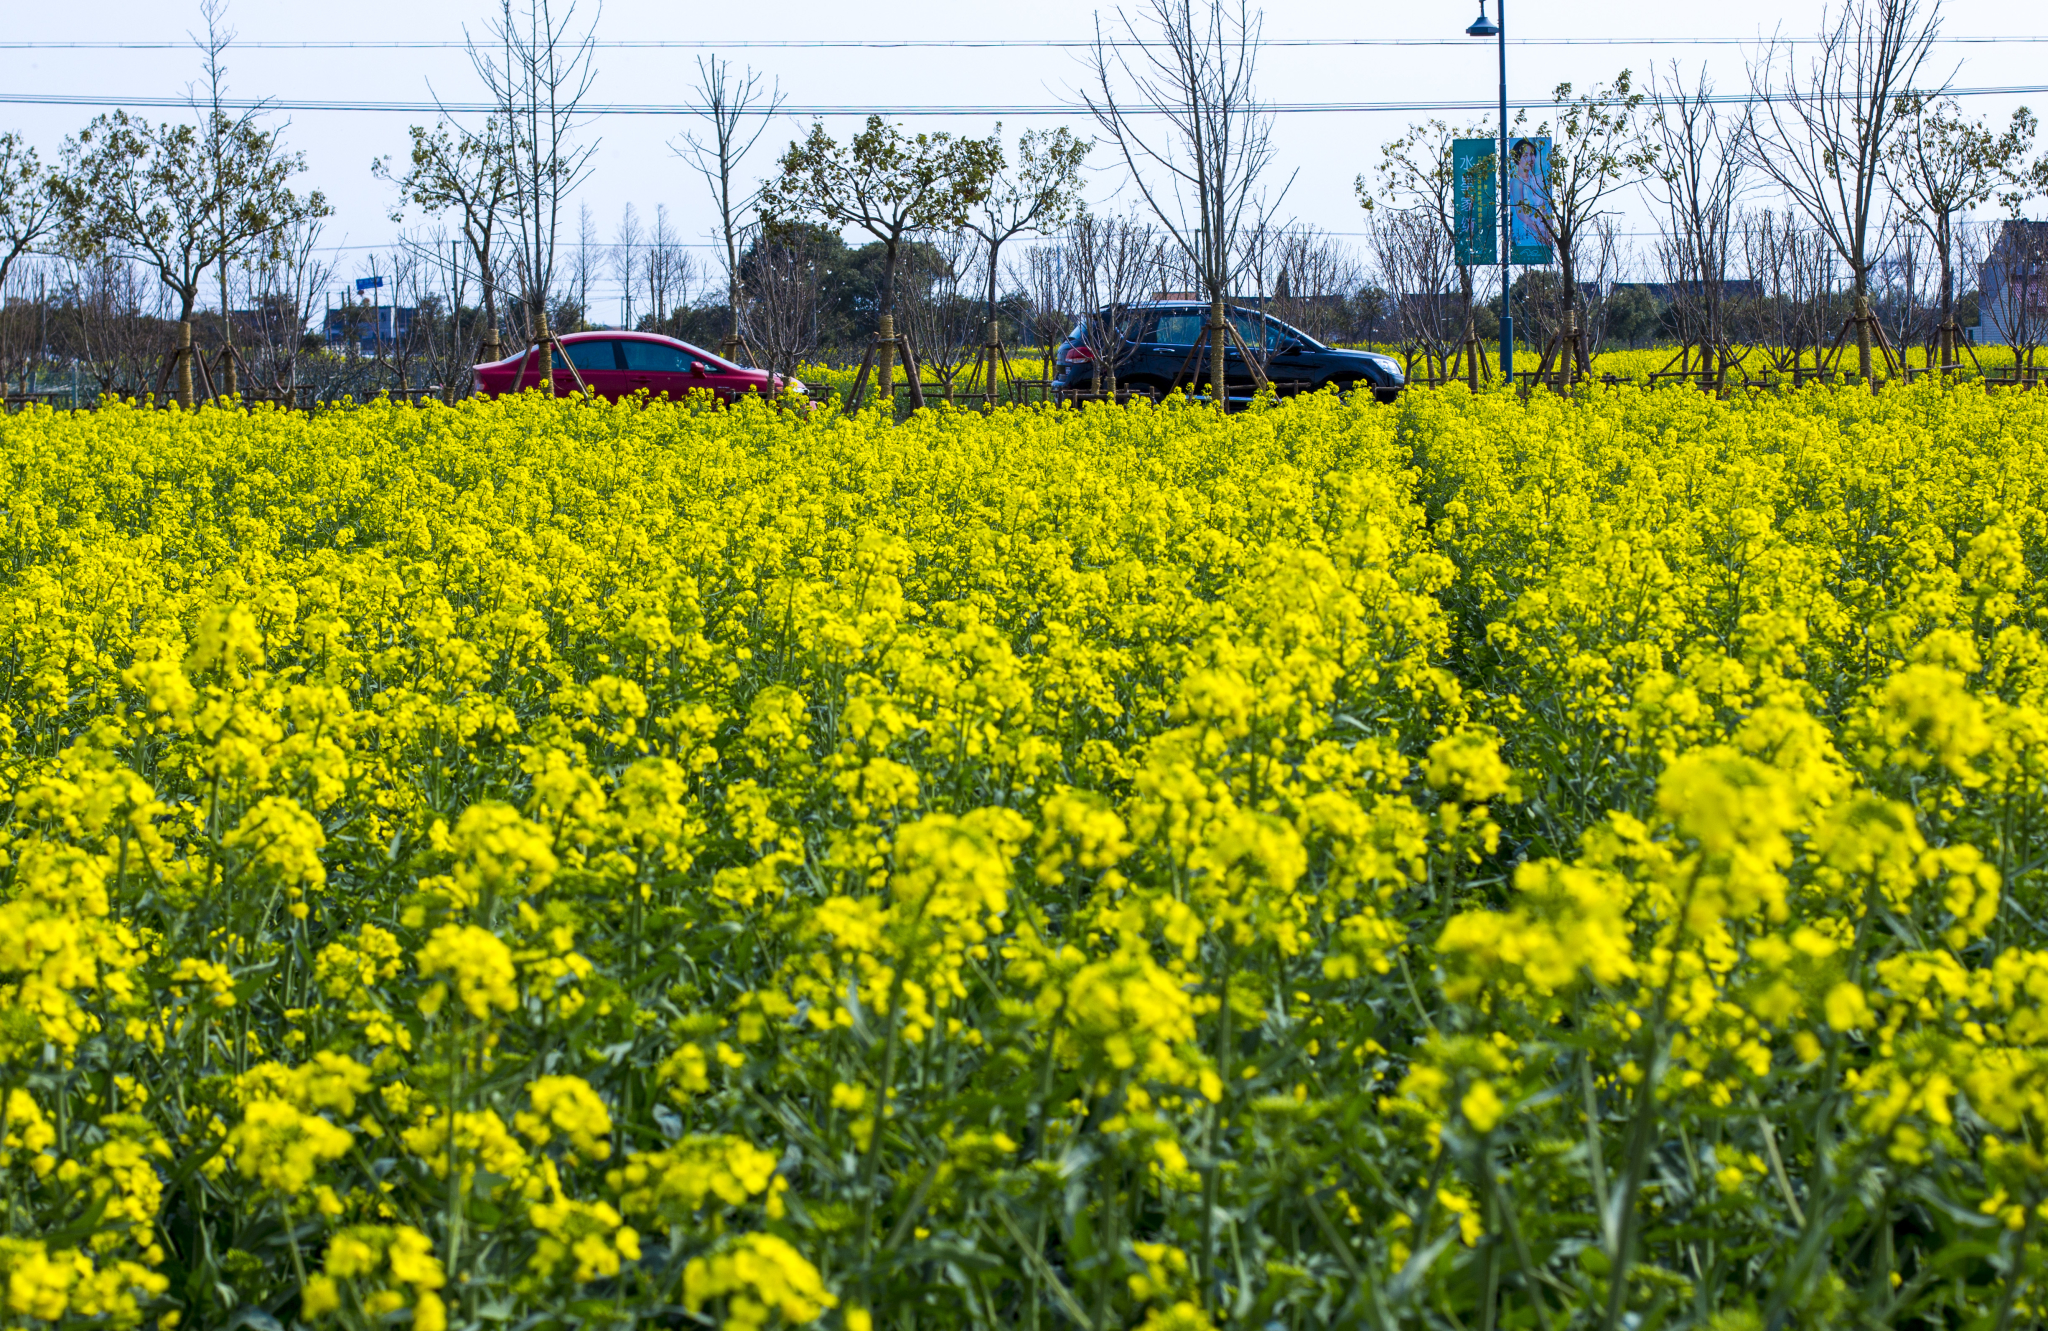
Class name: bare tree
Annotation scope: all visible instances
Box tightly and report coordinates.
[1645,62,1748,387]
[1368,204,1459,382]
[1013,240,1079,384]
[1264,226,1363,348]
[0,260,54,401]
[677,56,783,363]
[1067,209,1158,394]
[1871,218,1933,355]
[469,0,601,357]
[1884,96,2036,370]
[1084,0,1288,402]
[743,223,822,383]
[1747,0,1944,385]
[611,203,641,328]
[60,253,170,398]
[233,210,330,406]
[382,244,428,394]
[192,0,329,399]
[1738,208,1835,374]
[566,200,597,329]
[642,203,692,327]
[1981,218,2048,378]
[899,228,981,398]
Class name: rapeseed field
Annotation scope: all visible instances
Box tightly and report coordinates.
[4,381,2048,1330]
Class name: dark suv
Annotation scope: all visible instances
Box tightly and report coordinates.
[1051,301,1404,403]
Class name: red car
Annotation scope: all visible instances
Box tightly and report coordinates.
[472,331,804,403]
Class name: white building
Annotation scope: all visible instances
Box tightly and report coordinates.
[1973,219,2048,347]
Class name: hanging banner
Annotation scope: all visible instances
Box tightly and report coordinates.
[1451,138,1497,266]
[1506,136,1554,264]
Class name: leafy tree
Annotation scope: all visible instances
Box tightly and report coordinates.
[57,106,323,405]
[1885,96,2037,367]
[0,132,58,294]
[763,116,995,396]
[1602,282,1662,347]
[964,126,1088,344]
[1511,74,1657,375]
[377,120,516,358]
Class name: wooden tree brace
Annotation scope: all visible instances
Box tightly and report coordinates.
[896,337,926,411]
[507,335,591,398]
[844,342,878,412]
[1219,318,1269,391]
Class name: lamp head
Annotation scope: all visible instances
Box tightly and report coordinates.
[1466,2,1500,37]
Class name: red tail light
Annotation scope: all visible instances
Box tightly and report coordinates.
[1061,344,1095,364]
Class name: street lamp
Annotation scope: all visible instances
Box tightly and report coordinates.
[1467,1,1510,384]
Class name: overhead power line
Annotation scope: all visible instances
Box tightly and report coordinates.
[2,85,2044,117]
[1,35,2045,50]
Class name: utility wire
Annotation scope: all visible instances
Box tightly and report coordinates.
[3,84,2044,117]
[2,35,2045,49]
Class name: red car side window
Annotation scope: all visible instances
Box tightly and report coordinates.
[619,340,694,374]
[555,340,622,371]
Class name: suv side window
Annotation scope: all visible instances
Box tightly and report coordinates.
[1152,313,1204,346]
[1229,313,1284,351]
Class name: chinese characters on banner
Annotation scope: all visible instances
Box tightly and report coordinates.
[1451,136,1553,269]
[1452,139,1497,266]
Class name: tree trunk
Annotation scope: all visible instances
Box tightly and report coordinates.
[1937,232,1955,373]
[217,260,237,400]
[480,255,501,364]
[1854,283,1873,386]
[878,313,895,403]
[176,320,194,409]
[1209,294,1226,408]
[986,238,1003,360]
[1558,242,1580,384]
[536,306,556,398]
[726,228,744,363]
[985,240,1006,403]
[878,241,900,403]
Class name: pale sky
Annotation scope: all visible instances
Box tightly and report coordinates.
[5,0,2044,315]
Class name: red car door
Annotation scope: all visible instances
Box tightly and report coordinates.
[678,344,758,403]
[618,337,709,400]
[553,338,625,398]
[497,338,623,397]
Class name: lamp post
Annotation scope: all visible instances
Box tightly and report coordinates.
[1467,1,1510,384]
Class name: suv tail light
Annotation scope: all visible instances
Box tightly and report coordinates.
[1061,344,1095,364]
